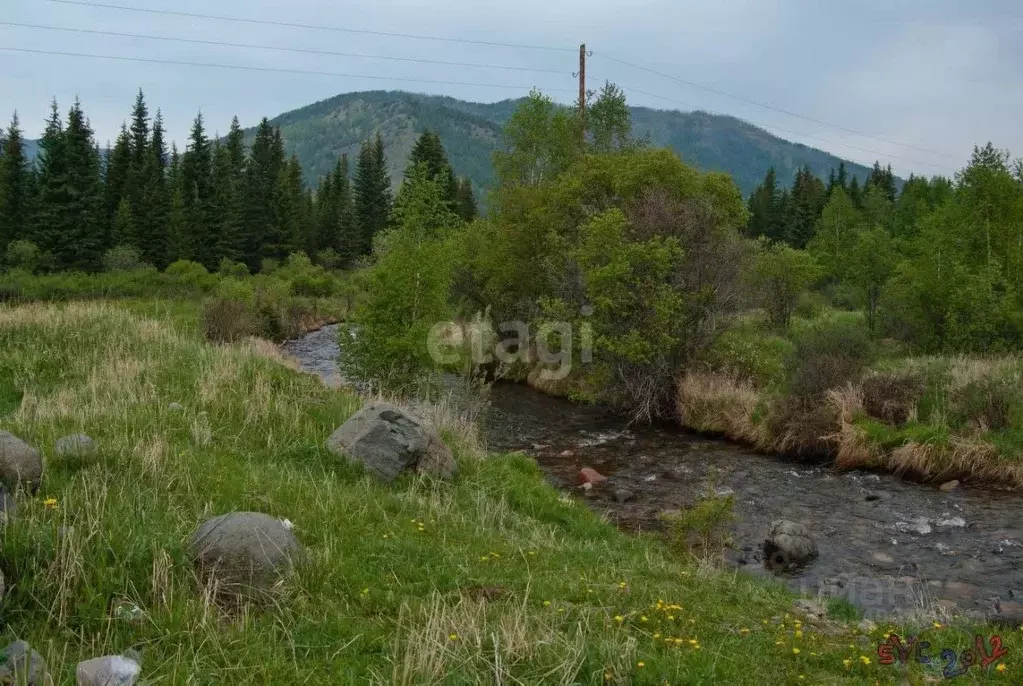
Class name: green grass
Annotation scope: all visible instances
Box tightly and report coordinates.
[0,300,1017,683]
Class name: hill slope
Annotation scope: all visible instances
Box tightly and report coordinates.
[263,90,876,196]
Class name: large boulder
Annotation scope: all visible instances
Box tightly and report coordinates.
[188,512,302,596]
[325,402,456,482]
[764,519,818,568]
[55,433,97,461]
[0,640,47,685]
[0,431,42,492]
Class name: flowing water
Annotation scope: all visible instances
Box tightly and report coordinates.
[284,325,1023,622]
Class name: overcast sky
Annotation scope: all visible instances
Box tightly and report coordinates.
[2,0,1020,178]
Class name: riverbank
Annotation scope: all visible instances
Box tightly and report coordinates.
[1,300,1017,682]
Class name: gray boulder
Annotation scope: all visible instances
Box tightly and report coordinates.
[55,433,97,461]
[76,654,141,686]
[325,402,456,482]
[764,519,818,568]
[188,512,302,595]
[0,640,47,685]
[0,431,42,492]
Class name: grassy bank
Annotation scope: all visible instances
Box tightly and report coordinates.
[0,300,1016,682]
[675,309,1023,489]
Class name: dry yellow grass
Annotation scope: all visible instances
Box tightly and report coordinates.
[676,370,763,444]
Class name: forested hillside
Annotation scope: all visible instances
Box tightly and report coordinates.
[258,90,876,195]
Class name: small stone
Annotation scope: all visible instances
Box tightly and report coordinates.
[714,486,735,497]
[0,640,46,685]
[76,654,141,686]
[531,444,548,451]
[764,520,818,569]
[857,619,876,633]
[939,480,960,492]
[577,467,606,485]
[793,599,826,619]
[0,431,43,492]
[168,402,184,412]
[871,552,894,564]
[613,488,636,503]
[580,482,593,492]
[558,450,574,458]
[864,494,880,502]
[55,433,97,460]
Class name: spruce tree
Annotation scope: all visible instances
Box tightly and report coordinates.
[243,118,285,270]
[180,111,213,267]
[104,124,133,229]
[404,131,458,205]
[455,176,478,221]
[210,117,246,265]
[267,155,306,259]
[165,144,188,264]
[746,167,779,238]
[353,133,392,255]
[314,154,356,261]
[136,110,169,267]
[35,99,105,270]
[0,113,34,252]
[112,196,136,247]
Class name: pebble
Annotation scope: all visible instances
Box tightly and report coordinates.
[613,488,636,503]
[76,654,141,686]
[939,480,960,492]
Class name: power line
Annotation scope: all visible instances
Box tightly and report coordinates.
[0,46,577,93]
[595,52,961,162]
[613,82,957,174]
[49,0,576,53]
[0,21,567,74]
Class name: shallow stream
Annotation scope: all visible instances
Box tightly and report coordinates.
[285,325,1023,622]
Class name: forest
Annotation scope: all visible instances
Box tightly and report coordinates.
[0,91,476,275]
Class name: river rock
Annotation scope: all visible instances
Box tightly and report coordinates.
[613,488,636,503]
[793,598,826,620]
[76,654,141,686]
[188,512,302,595]
[939,480,960,492]
[0,431,42,492]
[325,402,456,481]
[763,520,818,568]
[577,467,606,486]
[0,640,46,685]
[558,450,574,458]
[55,433,97,460]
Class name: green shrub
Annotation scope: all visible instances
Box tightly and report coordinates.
[102,245,150,272]
[788,322,874,401]
[4,239,42,272]
[703,328,792,389]
[275,253,337,298]
[861,371,926,426]
[200,297,258,343]
[952,376,1020,431]
[661,481,735,557]
[217,258,250,278]
[165,260,217,292]
[793,291,827,320]
[751,240,821,330]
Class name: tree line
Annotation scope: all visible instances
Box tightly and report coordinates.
[0,91,477,274]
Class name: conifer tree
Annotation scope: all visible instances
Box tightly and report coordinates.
[243,118,285,269]
[112,196,136,247]
[404,131,458,205]
[0,113,34,252]
[746,167,779,238]
[165,143,188,264]
[353,133,392,255]
[455,176,478,221]
[136,110,169,267]
[210,116,246,265]
[267,155,306,259]
[180,111,213,266]
[35,99,106,270]
[104,124,133,228]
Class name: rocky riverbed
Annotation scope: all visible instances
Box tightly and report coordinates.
[285,325,1023,623]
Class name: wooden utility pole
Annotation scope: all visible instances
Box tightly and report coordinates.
[578,43,587,138]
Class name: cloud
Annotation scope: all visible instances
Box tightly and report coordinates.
[0,0,1018,178]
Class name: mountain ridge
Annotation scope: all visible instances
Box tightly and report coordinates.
[259,90,876,197]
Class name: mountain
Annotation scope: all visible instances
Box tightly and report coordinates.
[260,90,877,197]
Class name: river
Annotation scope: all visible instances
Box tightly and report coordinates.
[284,325,1023,623]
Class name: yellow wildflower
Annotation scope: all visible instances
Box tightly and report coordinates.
[997,664,1007,673]
[792,648,801,655]
[860,656,871,665]
[795,630,803,639]
[43,498,57,509]
[448,633,459,641]
[543,600,551,607]
[843,659,851,668]
[637,662,645,668]
[614,615,624,623]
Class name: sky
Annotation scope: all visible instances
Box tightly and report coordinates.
[2,0,1021,178]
